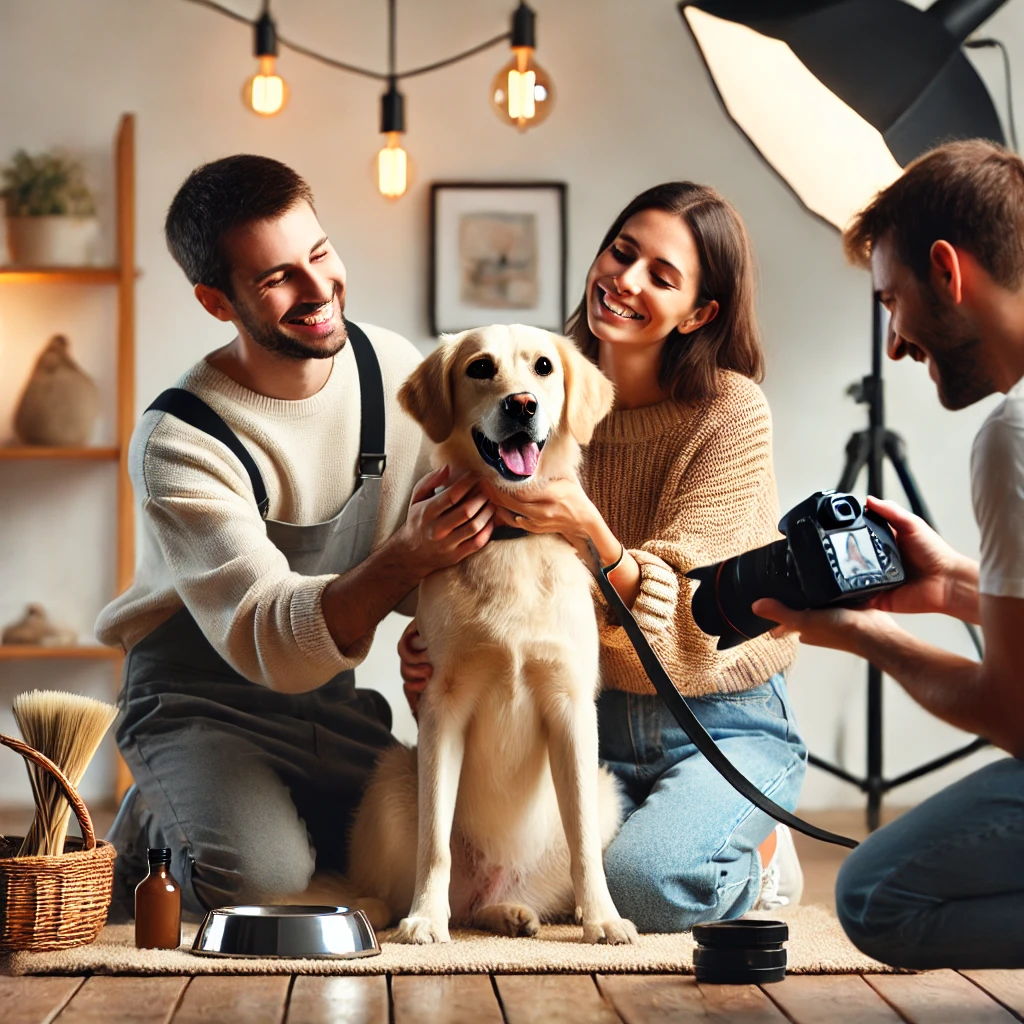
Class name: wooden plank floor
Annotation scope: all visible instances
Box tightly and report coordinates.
[1,806,1021,1023]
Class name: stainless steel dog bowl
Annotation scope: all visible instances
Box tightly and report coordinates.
[191,905,381,959]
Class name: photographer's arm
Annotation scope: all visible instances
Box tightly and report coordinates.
[752,594,1024,757]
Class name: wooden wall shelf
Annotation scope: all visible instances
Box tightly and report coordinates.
[0,645,122,661]
[0,267,122,285]
[0,115,136,801]
[0,446,119,461]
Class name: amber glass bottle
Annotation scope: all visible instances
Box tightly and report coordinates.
[134,848,182,949]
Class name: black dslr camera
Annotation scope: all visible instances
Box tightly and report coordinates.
[687,490,905,650]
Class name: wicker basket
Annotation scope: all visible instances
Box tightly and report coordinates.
[0,733,117,952]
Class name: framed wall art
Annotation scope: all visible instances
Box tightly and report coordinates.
[430,181,567,335]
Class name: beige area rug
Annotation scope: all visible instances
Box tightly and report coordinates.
[1,905,897,977]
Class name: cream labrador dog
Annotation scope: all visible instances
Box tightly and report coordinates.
[347,324,637,945]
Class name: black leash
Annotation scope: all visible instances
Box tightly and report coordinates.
[586,541,858,850]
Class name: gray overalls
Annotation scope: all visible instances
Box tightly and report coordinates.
[107,322,396,921]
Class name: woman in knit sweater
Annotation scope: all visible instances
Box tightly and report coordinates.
[402,182,806,933]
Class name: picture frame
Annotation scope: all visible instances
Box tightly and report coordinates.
[430,181,567,336]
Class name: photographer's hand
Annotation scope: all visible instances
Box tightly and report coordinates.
[751,598,899,654]
[861,497,979,623]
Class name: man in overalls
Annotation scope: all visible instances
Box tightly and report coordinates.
[98,155,496,920]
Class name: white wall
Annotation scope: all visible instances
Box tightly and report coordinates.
[0,0,1020,813]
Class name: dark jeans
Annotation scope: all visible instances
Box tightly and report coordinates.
[836,757,1024,969]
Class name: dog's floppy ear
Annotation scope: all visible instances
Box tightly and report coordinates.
[554,335,615,444]
[398,340,458,443]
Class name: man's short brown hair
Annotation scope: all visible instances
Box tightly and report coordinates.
[165,155,315,298]
[843,140,1024,290]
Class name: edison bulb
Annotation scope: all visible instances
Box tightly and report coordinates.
[378,132,409,199]
[243,55,289,117]
[490,47,553,131]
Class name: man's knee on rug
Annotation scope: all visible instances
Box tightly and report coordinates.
[188,826,316,913]
[834,842,931,967]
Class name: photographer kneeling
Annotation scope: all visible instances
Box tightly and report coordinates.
[753,140,1024,971]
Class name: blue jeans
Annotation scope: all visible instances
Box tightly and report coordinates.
[598,674,807,933]
[836,757,1024,969]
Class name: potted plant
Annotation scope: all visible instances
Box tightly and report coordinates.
[1,150,99,267]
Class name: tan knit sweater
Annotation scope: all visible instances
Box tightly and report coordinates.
[581,370,799,696]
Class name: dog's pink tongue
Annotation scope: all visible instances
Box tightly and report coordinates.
[499,439,540,476]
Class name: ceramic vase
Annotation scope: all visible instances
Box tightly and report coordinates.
[13,334,100,446]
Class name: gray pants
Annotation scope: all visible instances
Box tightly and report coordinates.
[108,610,394,922]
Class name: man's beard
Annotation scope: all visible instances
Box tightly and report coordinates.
[920,291,994,411]
[236,284,348,361]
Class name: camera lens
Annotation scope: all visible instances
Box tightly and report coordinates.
[688,539,805,650]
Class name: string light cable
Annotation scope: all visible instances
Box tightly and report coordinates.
[378,0,409,198]
[183,0,513,81]
[182,0,554,194]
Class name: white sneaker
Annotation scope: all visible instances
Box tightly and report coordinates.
[753,823,804,911]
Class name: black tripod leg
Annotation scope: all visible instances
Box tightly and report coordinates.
[883,432,934,525]
[884,433,984,659]
[839,432,871,494]
[867,663,883,831]
[834,429,887,829]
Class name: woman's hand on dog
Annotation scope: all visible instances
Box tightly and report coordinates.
[399,619,432,720]
[480,476,644,606]
[480,476,600,549]
[397,465,498,578]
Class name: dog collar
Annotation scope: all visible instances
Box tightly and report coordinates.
[491,525,529,541]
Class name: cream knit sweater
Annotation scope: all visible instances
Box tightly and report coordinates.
[95,323,428,693]
[581,370,799,696]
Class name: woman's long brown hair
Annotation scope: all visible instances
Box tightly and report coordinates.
[567,182,765,405]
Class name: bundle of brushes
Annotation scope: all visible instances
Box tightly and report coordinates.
[13,690,118,857]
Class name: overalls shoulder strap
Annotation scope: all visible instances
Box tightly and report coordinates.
[345,320,387,480]
[146,388,271,518]
[145,320,386,519]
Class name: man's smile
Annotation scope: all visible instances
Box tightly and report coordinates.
[281,291,342,338]
[890,331,928,364]
[286,302,334,326]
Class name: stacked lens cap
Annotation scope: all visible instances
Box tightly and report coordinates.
[692,919,788,984]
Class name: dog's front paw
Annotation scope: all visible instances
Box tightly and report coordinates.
[582,917,639,945]
[475,902,541,937]
[393,915,450,944]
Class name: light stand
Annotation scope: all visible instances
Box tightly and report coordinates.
[678,0,1008,828]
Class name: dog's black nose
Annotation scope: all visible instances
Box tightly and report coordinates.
[503,392,537,421]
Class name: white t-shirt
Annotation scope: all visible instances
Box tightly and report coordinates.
[972,373,1024,597]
